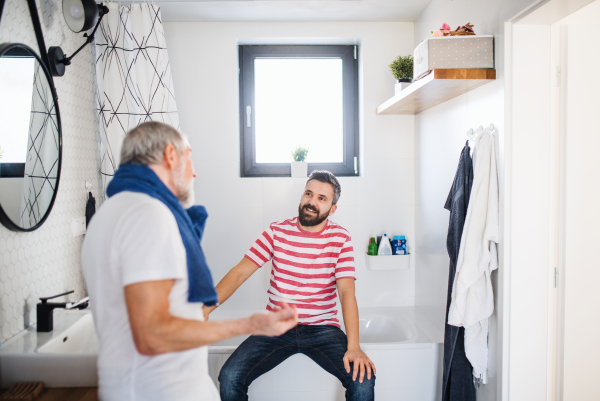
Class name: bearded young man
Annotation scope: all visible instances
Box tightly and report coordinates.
[205,170,376,401]
[81,122,297,401]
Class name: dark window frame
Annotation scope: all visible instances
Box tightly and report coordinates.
[0,163,26,178]
[239,45,359,177]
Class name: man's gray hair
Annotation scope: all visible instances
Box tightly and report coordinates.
[120,121,189,166]
[307,170,341,205]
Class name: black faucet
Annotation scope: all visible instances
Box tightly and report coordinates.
[36,290,89,332]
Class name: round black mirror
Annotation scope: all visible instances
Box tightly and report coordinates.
[0,43,62,231]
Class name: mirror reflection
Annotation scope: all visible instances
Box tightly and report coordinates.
[0,44,61,230]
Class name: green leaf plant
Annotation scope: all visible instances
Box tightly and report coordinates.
[291,145,309,162]
[388,55,414,81]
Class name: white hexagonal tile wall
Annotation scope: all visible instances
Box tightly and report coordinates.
[0,0,103,343]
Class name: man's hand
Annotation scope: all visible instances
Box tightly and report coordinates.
[125,281,297,355]
[343,347,376,383]
[203,257,259,322]
[247,302,298,336]
[337,279,375,383]
[202,304,216,321]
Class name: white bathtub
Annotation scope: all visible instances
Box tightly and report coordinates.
[0,306,442,400]
[208,306,443,401]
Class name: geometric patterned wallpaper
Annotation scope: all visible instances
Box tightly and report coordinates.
[0,0,103,344]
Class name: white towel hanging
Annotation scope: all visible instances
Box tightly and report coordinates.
[448,124,499,384]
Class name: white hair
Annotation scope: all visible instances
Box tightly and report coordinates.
[120,121,190,166]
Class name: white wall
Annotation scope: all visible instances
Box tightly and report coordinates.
[414,3,510,399]
[0,0,103,344]
[561,21,600,401]
[163,22,416,312]
[413,1,540,400]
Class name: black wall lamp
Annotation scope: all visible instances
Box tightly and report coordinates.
[48,0,109,77]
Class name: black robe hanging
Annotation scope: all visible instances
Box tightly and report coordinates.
[442,142,475,401]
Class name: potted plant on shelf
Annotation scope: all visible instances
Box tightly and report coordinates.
[389,55,414,95]
[290,145,309,178]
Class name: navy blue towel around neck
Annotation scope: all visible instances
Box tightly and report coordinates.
[106,163,218,306]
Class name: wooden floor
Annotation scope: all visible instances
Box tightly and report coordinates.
[1,387,98,401]
[36,388,98,401]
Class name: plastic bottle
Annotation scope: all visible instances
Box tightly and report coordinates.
[378,234,392,255]
[398,236,407,255]
[392,236,402,255]
[367,238,378,255]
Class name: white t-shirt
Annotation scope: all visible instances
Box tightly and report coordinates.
[82,192,219,401]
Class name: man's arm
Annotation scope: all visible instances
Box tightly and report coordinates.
[125,278,296,355]
[203,256,260,319]
[337,278,376,383]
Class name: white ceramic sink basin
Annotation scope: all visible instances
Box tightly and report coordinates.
[0,309,99,388]
[37,314,99,355]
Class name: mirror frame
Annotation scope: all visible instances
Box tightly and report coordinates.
[0,0,4,30]
[0,42,63,232]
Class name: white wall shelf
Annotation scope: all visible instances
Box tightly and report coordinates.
[365,254,410,270]
[376,69,496,115]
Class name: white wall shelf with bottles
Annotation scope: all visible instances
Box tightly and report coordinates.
[365,254,410,270]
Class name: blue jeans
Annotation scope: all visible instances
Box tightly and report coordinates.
[219,325,375,401]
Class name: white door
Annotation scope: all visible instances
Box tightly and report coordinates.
[560,21,600,401]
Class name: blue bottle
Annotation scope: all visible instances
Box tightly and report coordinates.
[393,236,407,255]
[399,236,407,255]
[392,236,401,255]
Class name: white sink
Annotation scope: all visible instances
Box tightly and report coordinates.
[0,309,99,388]
[37,314,99,355]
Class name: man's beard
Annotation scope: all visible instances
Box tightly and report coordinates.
[298,203,330,227]
[173,160,195,209]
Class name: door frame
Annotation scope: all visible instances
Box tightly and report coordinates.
[503,1,595,400]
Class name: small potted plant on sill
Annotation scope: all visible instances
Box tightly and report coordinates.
[389,55,414,95]
[291,145,309,178]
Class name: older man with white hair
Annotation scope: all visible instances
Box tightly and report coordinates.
[82,121,297,401]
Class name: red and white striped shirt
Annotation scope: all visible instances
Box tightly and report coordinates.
[245,217,356,328]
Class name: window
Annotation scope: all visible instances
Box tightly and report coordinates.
[0,55,35,177]
[239,45,359,177]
